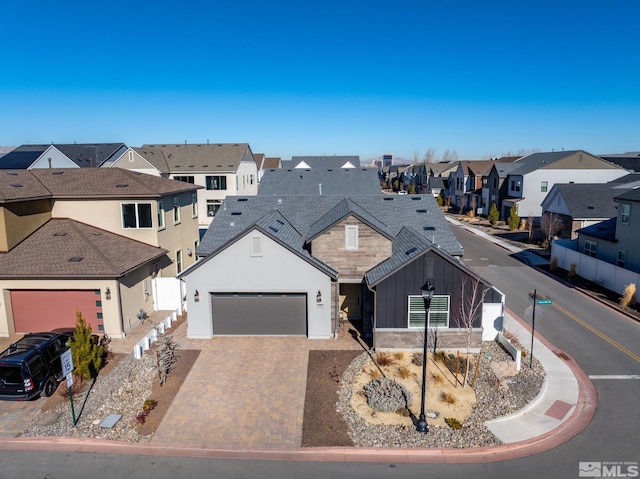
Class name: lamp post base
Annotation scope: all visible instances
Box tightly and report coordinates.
[416,415,429,433]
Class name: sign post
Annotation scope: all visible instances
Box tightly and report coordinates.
[60,349,76,426]
[528,290,552,368]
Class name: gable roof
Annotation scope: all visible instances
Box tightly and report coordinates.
[284,156,360,169]
[262,157,282,169]
[614,186,640,202]
[258,168,381,196]
[0,169,199,204]
[576,217,617,241]
[507,150,621,176]
[54,143,127,167]
[0,218,166,279]
[428,161,459,177]
[0,145,49,169]
[131,147,171,174]
[197,194,463,260]
[550,183,623,219]
[141,143,252,172]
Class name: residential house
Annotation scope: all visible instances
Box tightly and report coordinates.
[180,193,503,349]
[482,162,521,218]
[540,177,640,239]
[0,143,127,169]
[427,161,459,199]
[0,169,201,338]
[406,163,429,194]
[282,156,360,170]
[103,146,170,176]
[254,154,282,182]
[499,150,628,221]
[258,168,381,196]
[130,143,259,234]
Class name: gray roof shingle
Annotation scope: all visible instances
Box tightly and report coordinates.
[283,156,360,169]
[258,168,380,196]
[141,143,252,172]
[553,183,623,219]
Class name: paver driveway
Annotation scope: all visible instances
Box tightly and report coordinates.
[151,336,310,448]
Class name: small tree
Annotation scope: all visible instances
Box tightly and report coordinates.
[508,204,520,231]
[527,213,535,243]
[454,276,488,387]
[70,310,104,382]
[436,191,444,207]
[488,203,499,226]
[541,212,561,249]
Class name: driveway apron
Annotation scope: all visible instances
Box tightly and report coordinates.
[151,336,309,449]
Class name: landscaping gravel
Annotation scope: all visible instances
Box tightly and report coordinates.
[336,341,546,448]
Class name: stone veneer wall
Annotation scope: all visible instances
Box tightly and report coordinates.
[375,329,483,351]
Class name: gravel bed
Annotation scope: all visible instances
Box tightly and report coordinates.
[336,341,546,448]
[19,354,155,443]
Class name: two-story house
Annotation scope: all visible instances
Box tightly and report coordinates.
[0,169,201,338]
[499,150,629,221]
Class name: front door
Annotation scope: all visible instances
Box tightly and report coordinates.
[339,283,361,321]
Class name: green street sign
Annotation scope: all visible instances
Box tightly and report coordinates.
[537,299,552,304]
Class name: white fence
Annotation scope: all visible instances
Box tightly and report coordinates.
[551,240,640,296]
[133,309,180,359]
[153,277,185,312]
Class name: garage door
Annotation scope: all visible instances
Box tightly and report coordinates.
[11,290,103,334]
[211,293,307,335]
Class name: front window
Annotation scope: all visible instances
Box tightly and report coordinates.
[621,203,630,224]
[541,181,548,193]
[510,180,521,192]
[176,249,183,274]
[122,203,153,229]
[192,193,198,218]
[408,295,450,328]
[173,197,180,224]
[206,175,227,190]
[157,200,165,229]
[174,175,194,184]
[584,240,597,257]
[206,200,222,217]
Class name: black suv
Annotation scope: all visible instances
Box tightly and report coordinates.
[0,332,71,401]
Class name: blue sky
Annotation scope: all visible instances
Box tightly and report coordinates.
[1,0,638,162]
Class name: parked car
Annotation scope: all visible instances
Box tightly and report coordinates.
[0,332,72,401]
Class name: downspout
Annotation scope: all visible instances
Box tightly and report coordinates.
[333,278,339,339]
[366,281,377,351]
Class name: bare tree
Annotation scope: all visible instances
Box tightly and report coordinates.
[541,212,561,249]
[441,149,459,163]
[423,148,437,164]
[527,213,534,243]
[454,275,488,387]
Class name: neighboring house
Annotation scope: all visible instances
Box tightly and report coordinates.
[254,154,282,182]
[0,169,201,338]
[482,162,520,218]
[134,143,259,234]
[541,180,637,239]
[104,146,170,176]
[429,176,448,198]
[599,152,640,172]
[258,168,381,196]
[552,186,640,296]
[283,156,360,170]
[0,143,127,169]
[499,150,628,220]
[180,193,502,350]
[406,163,429,194]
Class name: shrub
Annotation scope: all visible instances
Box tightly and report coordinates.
[393,351,405,361]
[445,417,463,429]
[549,256,558,271]
[488,203,499,226]
[508,204,520,231]
[364,378,413,413]
[398,366,411,379]
[376,352,394,367]
[568,263,577,280]
[368,367,382,380]
[143,399,158,412]
[431,372,444,384]
[620,283,637,308]
[411,352,423,367]
[329,365,341,383]
[441,391,457,404]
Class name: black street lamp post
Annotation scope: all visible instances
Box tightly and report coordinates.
[416,280,435,434]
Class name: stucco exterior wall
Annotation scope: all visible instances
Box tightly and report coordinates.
[108,149,163,176]
[0,200,52,252]
[311,216,392,278]
[183,230,333,339]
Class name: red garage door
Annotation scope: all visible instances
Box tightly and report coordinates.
[10,290,103,334]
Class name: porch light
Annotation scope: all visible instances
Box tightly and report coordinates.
[194,290,200,302]
[316,290,322,303]
[105,287,111,300]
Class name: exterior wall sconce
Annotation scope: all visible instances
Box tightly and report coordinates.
[105,287,111,300]
[194,290,200,302]
[316,290,322,303]
[187,248,193,257]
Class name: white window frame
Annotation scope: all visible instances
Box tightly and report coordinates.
[584,240,597,257]
[408,295,450,328]
[173,196,181,224]
[250,236,262,256]
[621,203,630,225]
[121,202,153,229]
[191,193,198,218]
[157,200,165,230]
[345,225,359,251]
[541,181,548,193]
[206,199,222,217]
